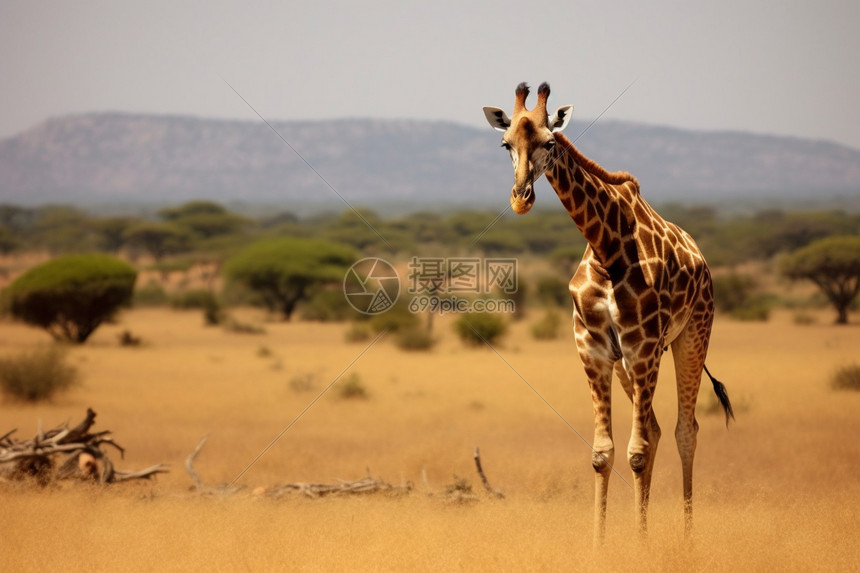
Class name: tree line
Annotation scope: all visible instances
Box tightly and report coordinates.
[2,200,860,344]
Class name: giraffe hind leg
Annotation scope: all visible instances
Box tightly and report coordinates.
[671,325,708,534]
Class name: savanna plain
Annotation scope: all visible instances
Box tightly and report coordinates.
[1,303,859,571]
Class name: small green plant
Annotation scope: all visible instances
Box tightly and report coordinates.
[117,330,142,347]
[793,311,817,325]
[337,372,368,400]
[0,346,79,402]
[344,322,372,343]
[301,289,359,322]
[221,317,265,334]
[169,289,218,310]
[454,311,508,346]
[712,273,773,322]
[289,373,317,393]
[394,326,436,351]
[831,364,860,391]
[133,283,169,307]
[535,275,570,308]
[531,309,562,340]
[368,300,419,333]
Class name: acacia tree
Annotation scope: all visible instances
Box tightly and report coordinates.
[123,222,189,262]
[5,254,137,343]
[224,237,356,320]
[782,236,860,324]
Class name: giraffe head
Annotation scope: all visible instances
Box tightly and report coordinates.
[483,82,573,214]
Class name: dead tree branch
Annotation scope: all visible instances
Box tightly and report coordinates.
[0,408,168,484]
[474,447,504,499]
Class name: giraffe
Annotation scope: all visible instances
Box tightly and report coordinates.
[483,82,733,540]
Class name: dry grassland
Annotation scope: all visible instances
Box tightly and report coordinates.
[1,306,859,571]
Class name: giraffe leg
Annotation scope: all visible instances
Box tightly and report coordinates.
[582,354,615,546]
[671,324,708,535]
[615,362,661,536]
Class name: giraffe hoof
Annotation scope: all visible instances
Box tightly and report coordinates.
[630,454,647,473]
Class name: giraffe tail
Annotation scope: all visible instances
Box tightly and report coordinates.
[704,364,735,427]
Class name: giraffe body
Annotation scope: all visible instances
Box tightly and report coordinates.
[483,83,732,540]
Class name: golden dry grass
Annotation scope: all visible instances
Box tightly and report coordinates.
[1,306,859,571]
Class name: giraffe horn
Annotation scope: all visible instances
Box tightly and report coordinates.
[513,82,530,114]
[536,82,551,118]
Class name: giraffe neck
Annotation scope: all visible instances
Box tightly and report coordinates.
[544,133,642,265]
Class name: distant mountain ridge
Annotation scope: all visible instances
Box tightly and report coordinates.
[1,112,858,207]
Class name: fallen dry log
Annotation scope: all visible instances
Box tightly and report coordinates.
[184,436,411,498]
[0,408,168,485]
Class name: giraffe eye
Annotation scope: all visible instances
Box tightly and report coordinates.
[501,141,512,151]
[543,140,556,151]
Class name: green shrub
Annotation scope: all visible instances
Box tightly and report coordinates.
[133,283,169,307]
[531,309,562,340]
[289,373,317,393]
[0,346,79,402]
[792,311,817,325]
[5,254,137,343]
[712,273,772,322]
[117,330,142,347]
[454,311,508,346]
[368,299,419,333]
[535,275,570,308]
[169,289,222,325]
[301,289,359,322]
[222,317,265,334]
[169,289,217,309]
[831,364,860,391]
[344,322,372,343]
[394,326,436,351]
[337,372,368,400]
[728,295,774,322]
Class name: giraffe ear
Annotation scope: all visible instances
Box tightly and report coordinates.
[483,107,511,131]
[548,105,573,132]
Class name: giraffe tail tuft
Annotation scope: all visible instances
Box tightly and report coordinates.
[704,364,734,427]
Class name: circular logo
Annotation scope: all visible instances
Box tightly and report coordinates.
[343,257,400,315]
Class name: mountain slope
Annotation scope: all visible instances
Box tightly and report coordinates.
[1,112,858,206]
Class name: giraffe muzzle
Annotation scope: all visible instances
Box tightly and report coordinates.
[510,184,535,215]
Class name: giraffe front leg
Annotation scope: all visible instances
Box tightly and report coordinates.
[616,362,661,536]
[626,360,661,536]
[583,356,615,546]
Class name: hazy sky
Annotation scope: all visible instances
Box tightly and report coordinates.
[2,0,859,149]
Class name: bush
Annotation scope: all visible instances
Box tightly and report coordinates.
[831,364,860,391]
[531,309,562,340]
[169,289,222,325]
[455,311,508,346]
[133,283,169,307]
[5,254,137,343]
[344,322,372,343]
[222,317,265,334]
[368,299,419,333]
[337,372,368,400]
[0,347,79,402]
[394,326,436,351]
[712,273,772,322]
[535,275,570,308]
[301,289,359,322]
[169,289,217,310]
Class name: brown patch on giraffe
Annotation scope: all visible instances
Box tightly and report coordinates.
[556,164,570,192]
